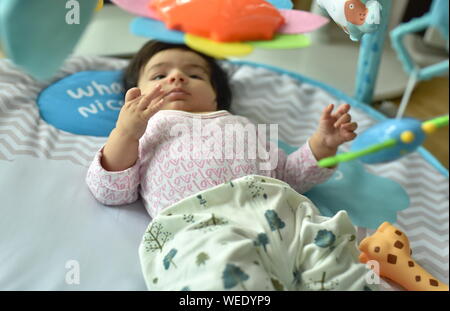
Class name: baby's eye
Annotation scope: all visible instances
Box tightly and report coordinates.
[189,74,203,79]
[152,74,166,80]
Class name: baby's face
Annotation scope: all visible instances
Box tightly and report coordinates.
[138,49,217,113]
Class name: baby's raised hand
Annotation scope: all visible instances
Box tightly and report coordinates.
[310,103,358,161]
[115,85,165,140]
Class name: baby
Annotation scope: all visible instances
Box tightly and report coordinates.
[86,40,358,218]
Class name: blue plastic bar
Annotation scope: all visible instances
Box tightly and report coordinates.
[354,0,392,105]
[390,14,432,76]
[390,13,449,80]
[418,60,449,80]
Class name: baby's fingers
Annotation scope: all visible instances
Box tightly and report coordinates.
[331,103,351,120]
[321,104,334,121]
[143,97,166,118]
[137,85,163,110]
[125,87,141,103]
[341,122,358,132]
[334,113,351,128]
[340,122,358,141]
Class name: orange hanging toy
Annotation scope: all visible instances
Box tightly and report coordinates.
[151,0,285,42]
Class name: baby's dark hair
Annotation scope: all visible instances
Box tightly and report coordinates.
[123,40,232,111]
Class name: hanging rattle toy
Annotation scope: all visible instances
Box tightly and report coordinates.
[316,0,383,41]
[318,115,449,167]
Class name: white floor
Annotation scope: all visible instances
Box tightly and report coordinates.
[236,41,409,101]
[74,5,149,57]
[74,5,411,101]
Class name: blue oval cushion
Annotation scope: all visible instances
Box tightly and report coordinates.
[37,71,125,137]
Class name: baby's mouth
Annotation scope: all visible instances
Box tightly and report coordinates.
[164,88,190,99]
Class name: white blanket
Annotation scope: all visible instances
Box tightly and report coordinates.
[139,175,376,291]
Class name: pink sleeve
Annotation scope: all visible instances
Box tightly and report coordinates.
[86,147,141,205]
[274,140,336,193]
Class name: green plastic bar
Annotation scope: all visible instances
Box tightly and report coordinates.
[423,115,449,129]
[318,138,397,168]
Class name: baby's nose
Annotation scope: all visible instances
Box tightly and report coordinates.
[169,72,186,83]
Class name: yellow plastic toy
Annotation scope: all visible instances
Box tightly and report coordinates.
[185,34,254,59]
[359,222,449,291]
[95,0,104,11]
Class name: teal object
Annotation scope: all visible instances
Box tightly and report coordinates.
[390,0,449,81]
[264,210,285,240]
[163,249,178,270]
[430,0,448,40]
[314,230,336,248]
[305,161,409,230]
[350,118,425,164]
[354,0,391,104]
[0,0,97,80]
[131,17,185,44]
[266,0,293,10]
[222,263,250,290]
[37,70,125,137]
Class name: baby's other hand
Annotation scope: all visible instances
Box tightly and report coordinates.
[310,103,358,160]
[320,103,358,146]
[115,86,165,140]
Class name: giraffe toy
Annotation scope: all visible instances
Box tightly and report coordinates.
[359,222,449,291]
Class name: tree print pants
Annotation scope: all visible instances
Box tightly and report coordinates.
[138,175,377,291]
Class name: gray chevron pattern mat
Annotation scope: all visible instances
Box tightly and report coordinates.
[0,57,448,291]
